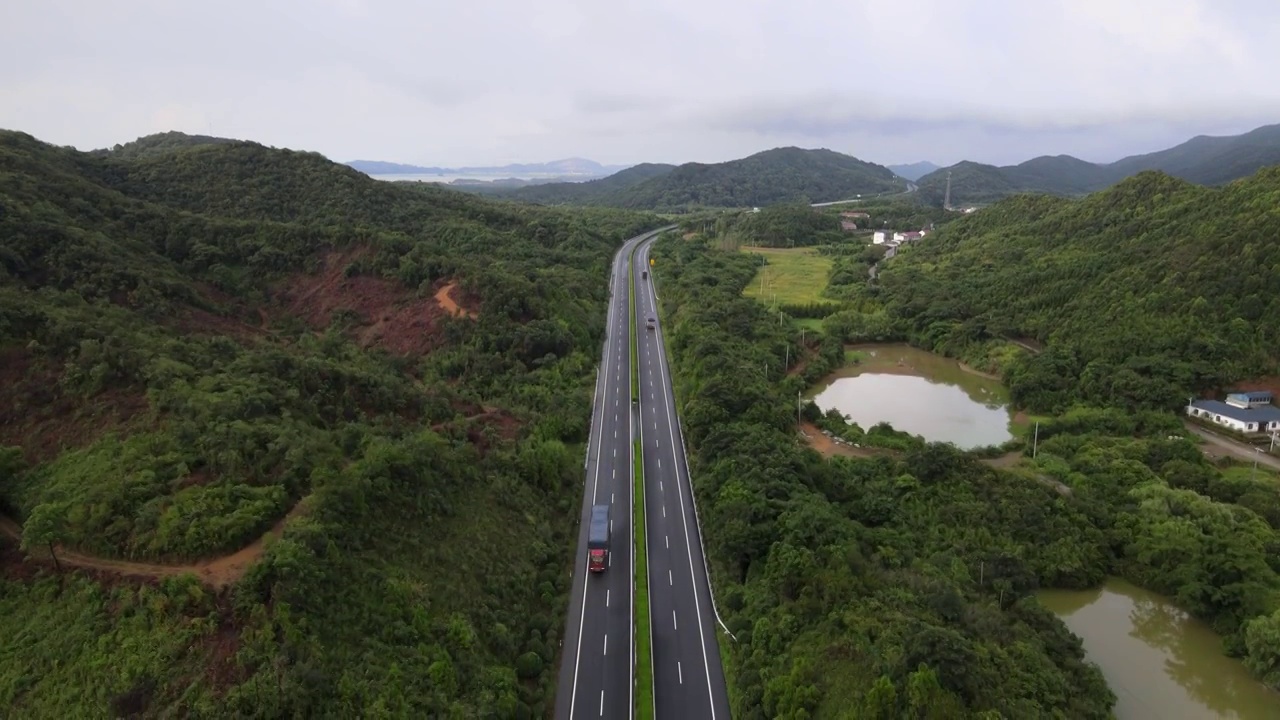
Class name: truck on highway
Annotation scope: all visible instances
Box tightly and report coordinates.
[587,504,610,573]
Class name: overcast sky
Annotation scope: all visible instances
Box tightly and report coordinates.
[2,0,1278,169]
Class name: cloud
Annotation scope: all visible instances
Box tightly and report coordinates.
[0,0,1276,166]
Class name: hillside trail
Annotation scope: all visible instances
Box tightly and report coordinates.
[434,281,475,318]
[0,503,303,590]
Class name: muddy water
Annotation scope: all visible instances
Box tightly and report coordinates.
[1038,578,1278,719]
[809,344,1014,449]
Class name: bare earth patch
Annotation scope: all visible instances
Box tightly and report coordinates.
[799,422,883,459]
[434,280,477,319]
[275,247,447,356]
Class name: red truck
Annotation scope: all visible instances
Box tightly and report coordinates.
[588,504,611,573]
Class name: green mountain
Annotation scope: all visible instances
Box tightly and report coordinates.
[874,167,1280,411]
[917,123,1280,206]
[0,128,658,716]
[87,130,241,160]
[464,161,678,204]
[887,160,939,181]
[469,147,905,210]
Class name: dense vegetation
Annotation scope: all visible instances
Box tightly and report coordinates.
[88,131,241,160]
[0,129,660,716]
[711,200,949,249]
[916,122,1280,206]
[468,147,905,211]
[851,168,1280,412]
[652,233,1280,716]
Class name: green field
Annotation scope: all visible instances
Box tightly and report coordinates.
[740,246,833,306]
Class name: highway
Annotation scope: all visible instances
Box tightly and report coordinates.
[633,237,732,719]
[554,229,663,720]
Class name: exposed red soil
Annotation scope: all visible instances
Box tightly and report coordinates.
[0,348,151,464]
[434,281,477,319]
[1232,376,1280,398]
[274,247,447,357]
[0,499,307,590]
[799,422,884,459]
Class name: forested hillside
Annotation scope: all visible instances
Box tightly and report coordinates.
[864,168,1280,411]
[0,129,659,716]
[468,147,904,211]
[916,122,1280,206]
[654,232,1280,716]
[464,162,677,205]
[651,236,1117,717]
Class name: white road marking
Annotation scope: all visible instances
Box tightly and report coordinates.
[665,535,669,549]
[662,505,666,518]
[603,634,608,656]
[600,691,604,716]
[679,662,683,684]
[673,611,678,630]
[669,570,673,585]
[606,589,610,607]
[612,492,615,503]
[660,481,663,492]
[658,458,661,469]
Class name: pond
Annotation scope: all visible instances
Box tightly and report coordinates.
[1038,578,1278,719]
[808,344,1015,449]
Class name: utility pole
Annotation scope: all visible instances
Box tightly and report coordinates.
[1032,421,1040,459]
[785,345,790,369]
[1252,448,1263,482]
[797,391,802,430]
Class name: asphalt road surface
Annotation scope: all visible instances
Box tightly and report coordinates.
[554,228,665,720]
[634,237,732,719]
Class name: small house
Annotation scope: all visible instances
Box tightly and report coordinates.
[841,220,858,231]
[873,230,891,244]
[1227,391,1273,409]
[1186,398,1280,434]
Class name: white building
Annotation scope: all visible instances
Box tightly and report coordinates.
[873,230,890,244]
[1186,392,1280,433]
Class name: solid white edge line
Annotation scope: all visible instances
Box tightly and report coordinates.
[646,237,719,719]
[569,246,620,720]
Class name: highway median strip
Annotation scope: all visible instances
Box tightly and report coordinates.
[630,245,655,720]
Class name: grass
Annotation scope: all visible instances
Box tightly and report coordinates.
[797,318,825,334]
[629,247,654,720]
[740,246,833,306]
[633,437,653,720]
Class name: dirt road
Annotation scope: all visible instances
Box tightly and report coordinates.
[0,504,302,589]
[1184,422,1280,471]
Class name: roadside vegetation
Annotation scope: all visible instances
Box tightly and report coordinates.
[652,217,1280,716]
[0,129,662,716]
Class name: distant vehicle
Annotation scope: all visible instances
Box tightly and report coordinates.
[646,316,656,331]
[587,504,611,573]
[642,270,648,279]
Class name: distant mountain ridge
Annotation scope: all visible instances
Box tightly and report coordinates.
[345,157,631,178]
[887,161,940,181]
[463,147,906,211]
[917,123,1280,206]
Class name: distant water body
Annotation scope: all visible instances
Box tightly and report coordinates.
[367,173,594,184]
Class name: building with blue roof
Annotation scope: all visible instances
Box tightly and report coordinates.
[1187,397,1280,434]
